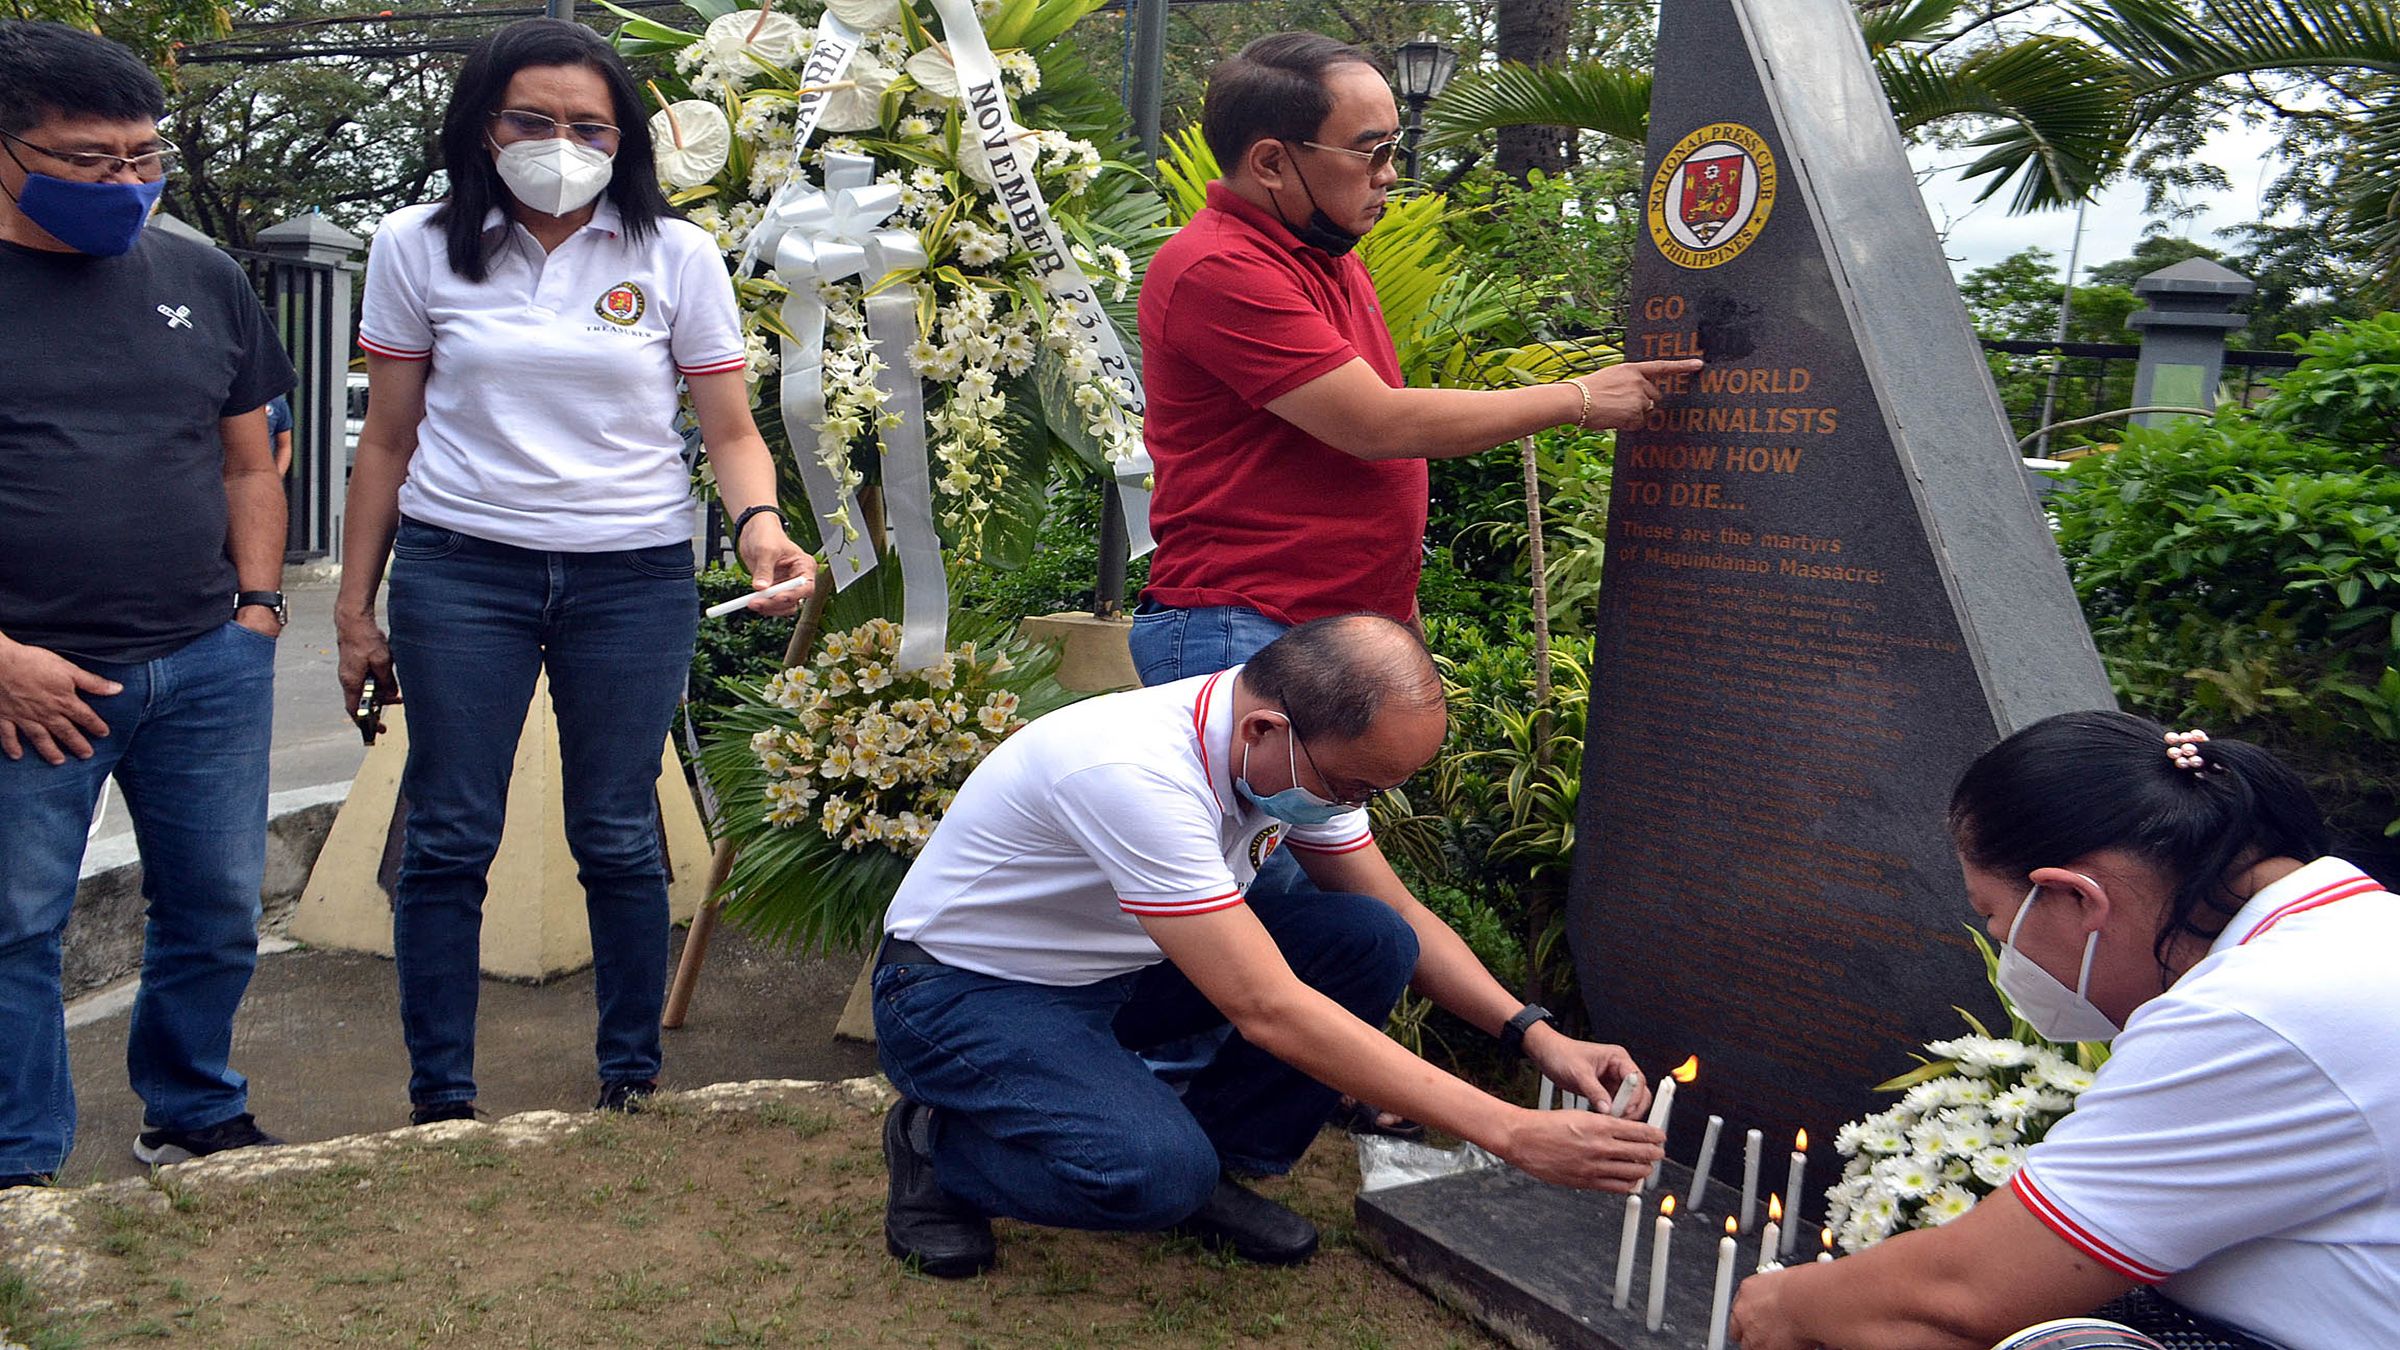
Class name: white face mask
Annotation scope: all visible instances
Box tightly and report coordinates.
[491,136,614,216]
[1995,881,2123,1044]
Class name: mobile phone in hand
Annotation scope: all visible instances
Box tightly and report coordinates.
[353,676,388,746]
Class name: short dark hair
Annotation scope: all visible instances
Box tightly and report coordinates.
[0,20,164,136]
[1949,709,2331,968]
[434,18,674,282]
[1241,613,1444,744]
[1201,32,1378,175]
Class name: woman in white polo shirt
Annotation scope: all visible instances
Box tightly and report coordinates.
[334,18,812,1124]
[1733,710,2396,1350]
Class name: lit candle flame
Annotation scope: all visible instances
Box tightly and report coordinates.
[1670,1055,1700,1083]
[1769,1193,1784,1222]
[1795,1127,1809,1151]
[1661,1195,1677,1217]
[1724,1215,1738,1237]
[1821,1226,1834,1251]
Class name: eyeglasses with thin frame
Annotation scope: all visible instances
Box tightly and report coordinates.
[487,108,622,152]
[1300,137,1402,172]
[0,128,180,182]
[1284,715,1396,811]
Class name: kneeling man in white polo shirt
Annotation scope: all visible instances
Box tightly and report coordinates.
[872,614,1664,1276]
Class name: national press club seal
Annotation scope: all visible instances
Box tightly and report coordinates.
[1647,122,1777,270]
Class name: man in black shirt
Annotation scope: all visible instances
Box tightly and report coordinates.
[0,21,295,1185]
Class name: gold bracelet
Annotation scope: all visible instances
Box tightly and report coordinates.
[1561,378,1592,430]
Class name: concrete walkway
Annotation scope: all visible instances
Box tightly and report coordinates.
[61,924,883,1184]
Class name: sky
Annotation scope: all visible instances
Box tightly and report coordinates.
[1911,112,2293,286]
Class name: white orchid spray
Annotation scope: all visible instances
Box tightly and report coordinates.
[1822,932,2111,1253]
[618,0,1153,559]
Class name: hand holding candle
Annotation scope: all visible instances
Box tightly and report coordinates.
[1646,1195,1676,1332]
[1705,1215,1737,1350]
[1643,1055,1696,1189]
[703,569,813,618]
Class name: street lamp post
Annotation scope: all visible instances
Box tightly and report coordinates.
[1394,33,1458,183]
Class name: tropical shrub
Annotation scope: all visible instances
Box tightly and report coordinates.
[2050,313,2400,841]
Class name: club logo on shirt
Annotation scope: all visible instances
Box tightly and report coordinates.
[593,281,647,326]
[1247,826,1283,871]
[156,303,194,330]
[1645,122,1777,270]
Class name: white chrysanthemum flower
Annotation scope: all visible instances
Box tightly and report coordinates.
[2034,1057,2096,1095]
[1982,1039,2034,1070]
[1902,1080,1951,1116]
[1922,1184,1978,1226]
[1971,1145,2027,1188]
[1875,1155,1939,1199]
[1906,1117,1951,1159]
[996,48,1041,95]
[1939,1113,1995,1156]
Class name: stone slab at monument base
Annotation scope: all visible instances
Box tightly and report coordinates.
[1015,611,1138,693]
[1357,1159,1748,1350]
[290,674,712,981]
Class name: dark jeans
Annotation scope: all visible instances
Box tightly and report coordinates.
[0,622,274,1175]
[872,885,1418,1231]
[385,517,698,1107]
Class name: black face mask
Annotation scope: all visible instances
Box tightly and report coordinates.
[1276,142,1364,257]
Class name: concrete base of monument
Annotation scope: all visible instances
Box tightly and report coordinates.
[1357,1158,1789,1350]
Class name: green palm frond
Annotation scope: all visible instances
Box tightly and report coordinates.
[2075,0,2400,85]
[1879,36,2133,210]
[1422,61,1654,151]
[1858,0,1968,50]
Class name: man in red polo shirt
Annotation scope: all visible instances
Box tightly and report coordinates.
[1131,31,1700,686]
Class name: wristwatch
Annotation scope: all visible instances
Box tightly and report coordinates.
[234,590,289,627]
[1499,1003,1560,1059]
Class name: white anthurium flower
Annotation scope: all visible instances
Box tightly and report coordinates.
[649,99,732,187]
[905,43,961,102]
[704,8,808,71]
[825,0,902,32]
[814,55,896,133]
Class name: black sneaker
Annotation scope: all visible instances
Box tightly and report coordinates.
[133,1112,283,1166]
[882,1099,995,1278]
[1173,1176,1319,1265]
[410,1100,478,1126]
[595,1080,657,1113]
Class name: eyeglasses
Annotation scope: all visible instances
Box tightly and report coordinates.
[1286,717,1395,811]
[1300,137,1402,172]
[488,109,621,152]
[0,129,179,182]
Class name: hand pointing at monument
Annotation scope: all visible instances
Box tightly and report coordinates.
[1572,358,1706,432]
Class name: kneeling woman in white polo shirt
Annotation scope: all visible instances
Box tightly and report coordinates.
[334,17,812,1123]
[1732,710,2396,1350]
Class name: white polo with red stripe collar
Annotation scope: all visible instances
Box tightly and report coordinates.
[2008,857,2399,1349]
[884,666,1373,986]
[357,200,747,551]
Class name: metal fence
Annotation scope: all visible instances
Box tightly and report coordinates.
[1978,338,2303,449]
[228,244,349,562]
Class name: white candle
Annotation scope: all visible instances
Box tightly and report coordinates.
[1538,1076,1556,1112]
[1642,1076,1679,1190]
[1738,1128,1764,1232]
[1817,1226,1836,1263]
[1705,1216,1738,1350]
[702,571,810,618]
[1687,1114,1725,1210]
[1607,1073,1642,1117]
[1781,1129,1810,1257]
[1758,1209,1781,1273]
[1646,1196,1676,1332]
[1612,1192,1641,1309]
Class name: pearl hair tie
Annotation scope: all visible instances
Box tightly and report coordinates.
[2165,728,2210,773]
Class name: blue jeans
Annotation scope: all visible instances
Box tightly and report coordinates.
[0,621,275,1175]
[1127,601,1291,688]
[385,518,699,1107]
[872,885,1418,1231]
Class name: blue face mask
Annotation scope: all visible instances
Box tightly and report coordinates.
[8,171,163,257]
[1234,718,1351,826]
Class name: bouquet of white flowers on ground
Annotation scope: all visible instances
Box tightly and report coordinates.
[1823,932,2109,1253]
